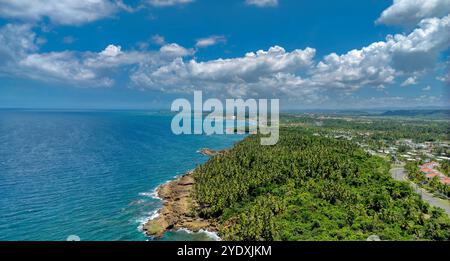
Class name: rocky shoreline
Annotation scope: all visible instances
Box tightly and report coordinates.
[142,170,218,239]
[198,148,226,157]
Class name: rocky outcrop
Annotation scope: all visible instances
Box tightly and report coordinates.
[198,148,226,157]
[142,171,217,238]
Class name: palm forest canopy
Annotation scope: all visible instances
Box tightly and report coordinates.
[192,128,450,241]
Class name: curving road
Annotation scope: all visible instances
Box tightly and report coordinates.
[390,167,450,216]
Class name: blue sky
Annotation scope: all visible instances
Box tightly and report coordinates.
[0,0,449,109]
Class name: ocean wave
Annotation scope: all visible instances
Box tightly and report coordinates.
[138,188,160,200]
[136,209,160,232]
[136,182,167,235]
[128,199,145,206]
[136,172,197,238]
[176,228,221,241]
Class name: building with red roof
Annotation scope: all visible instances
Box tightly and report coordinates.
[419,162,449,185]
[442,177,450,185]
[420,167,435,173]
[425,173,439,179]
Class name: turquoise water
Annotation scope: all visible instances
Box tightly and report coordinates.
[0,110,244,241]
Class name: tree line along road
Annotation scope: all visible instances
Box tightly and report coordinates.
[390,166,450,216]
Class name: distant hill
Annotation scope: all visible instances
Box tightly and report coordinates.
[380,109,450,118]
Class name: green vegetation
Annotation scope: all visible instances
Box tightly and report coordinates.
[281,114,449,143]
[192,128,450,241]
[380,110,450,118]
[439,160,450,177]
[406,161,450,197]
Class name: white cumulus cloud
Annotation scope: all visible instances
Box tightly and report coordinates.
[0,24,38,66]
[1,4,449,106]
[159,43,194,57]
[152,35,166,45]
[100,44,123,57]
[376,0,450,27]
[195,36,226,48]
[0,25,178,87]
[245,0,278,7]
[0,0,126,25]
[148,0,194,7]
[422,85,432,91]
[131,46,317,97]
[130,14,450,100]
[401,76,419,86]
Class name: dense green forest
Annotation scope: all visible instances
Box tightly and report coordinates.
[192,128,450,241]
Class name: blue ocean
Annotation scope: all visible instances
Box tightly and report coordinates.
[0,110,244,241]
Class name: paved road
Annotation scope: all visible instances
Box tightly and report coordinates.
[390,167,450,216]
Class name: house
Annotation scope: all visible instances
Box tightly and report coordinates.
[420,167,435,174]
[419,162,450,185]
[426,173,439,179]
[442,177,450,186]
[422,161,439,169]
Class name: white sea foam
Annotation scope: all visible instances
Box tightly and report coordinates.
[137,172,196,237]
[199,229,221,241]
[176,228,221,241]
[129,199,145,206]
[138,192,152,197]
[136,182,168,234]
[138,187,160,200]
[136,209,160,232]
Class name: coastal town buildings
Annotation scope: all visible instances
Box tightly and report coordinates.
[420,162,450,186]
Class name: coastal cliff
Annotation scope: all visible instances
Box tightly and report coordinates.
[142,171,217,238]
